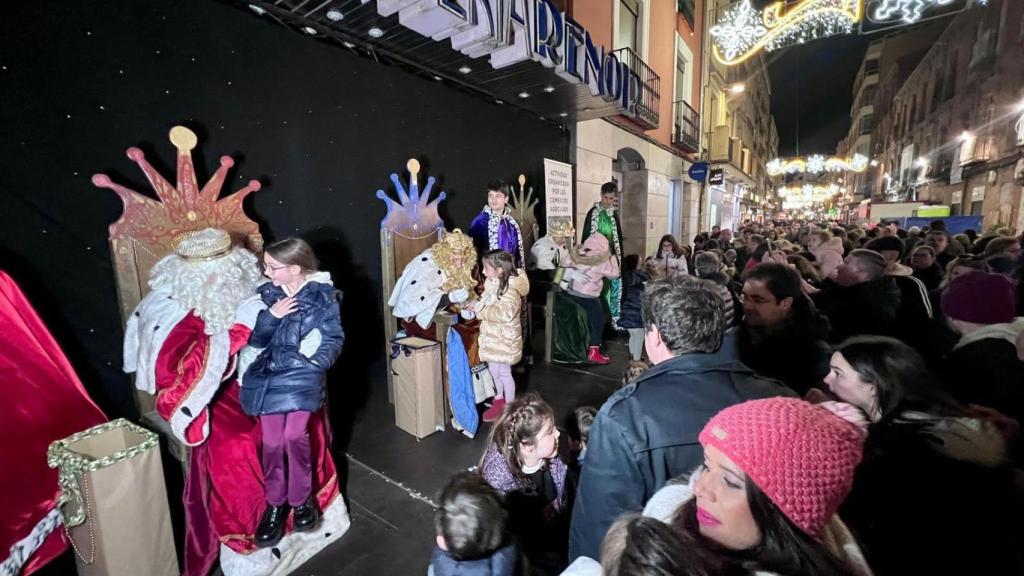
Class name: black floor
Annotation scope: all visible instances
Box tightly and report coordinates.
[298,337,627,575]
[35,337,630,576]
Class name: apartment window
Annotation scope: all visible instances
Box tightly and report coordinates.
[862,85,878,107]
[931,70,944,110]
[860,114,874,135]
[678,0,695,29]
[943,53,958,101]
[618,0,640,52]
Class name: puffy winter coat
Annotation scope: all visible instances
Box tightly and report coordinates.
[562,235,620,298]
[477,271,530,365]
[241,273,344,415]
[811,237,844,279]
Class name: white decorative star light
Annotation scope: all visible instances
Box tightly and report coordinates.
[1015,111,1024,146]
[806,154,827,173]
[711,0,861,64]
[709,0,768,62]
[871,0,956,24]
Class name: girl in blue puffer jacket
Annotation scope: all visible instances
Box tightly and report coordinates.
[242,238,344,548]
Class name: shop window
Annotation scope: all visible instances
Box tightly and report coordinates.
[951,203,961,216]
[971,200,984,216]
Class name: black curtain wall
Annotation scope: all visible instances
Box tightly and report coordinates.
[0,0,569,418]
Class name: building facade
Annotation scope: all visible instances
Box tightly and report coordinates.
[570,0,705,256]
[867,0,1024,230]
[702,0,778,231]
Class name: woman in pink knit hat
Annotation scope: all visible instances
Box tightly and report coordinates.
[637,397,872,576]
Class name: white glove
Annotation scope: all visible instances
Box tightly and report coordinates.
[449,288,469,304]
[460,309,476,320]
[563,268,591,284]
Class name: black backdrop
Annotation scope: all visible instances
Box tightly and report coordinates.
[0,0,569,420]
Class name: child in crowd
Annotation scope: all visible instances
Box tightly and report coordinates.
[622,360,650,387]
[243,238,344,548]
[560,234,620,365]
[467,249,530,422]
[429,472,519,576]
[480,393,569,573]
[617,255,648,361]
[568,406,597,466]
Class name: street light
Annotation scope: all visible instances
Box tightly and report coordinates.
[730,83,745,94]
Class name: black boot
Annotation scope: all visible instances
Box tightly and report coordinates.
[255,503,289,548]
[292,496,320,532]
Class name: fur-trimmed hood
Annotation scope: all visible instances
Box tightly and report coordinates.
[572,234,611,266]
[953,317,1024,360]
[900,411,1007,467]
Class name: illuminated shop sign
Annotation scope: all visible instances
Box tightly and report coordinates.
[378,0,646,119]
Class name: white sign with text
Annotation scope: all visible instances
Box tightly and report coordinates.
[543,158,573,232]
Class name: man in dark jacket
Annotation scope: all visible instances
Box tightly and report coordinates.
[813,249,903,344]
[738,263,831,396]
[568,276,793,561]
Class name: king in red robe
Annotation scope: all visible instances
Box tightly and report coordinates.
[123,229,348,576]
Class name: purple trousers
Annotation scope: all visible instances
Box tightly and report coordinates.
[260,411,312,507]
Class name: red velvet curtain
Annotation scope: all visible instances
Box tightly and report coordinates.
[0,270,107,574]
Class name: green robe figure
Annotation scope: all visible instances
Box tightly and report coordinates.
[581,182,624,329]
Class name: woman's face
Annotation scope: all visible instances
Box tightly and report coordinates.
[824,352,879,420]
[693,445,761,550]
[661,241,674,255]
[807,236,822,250]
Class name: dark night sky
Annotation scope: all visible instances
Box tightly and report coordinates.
[754,1,871,156]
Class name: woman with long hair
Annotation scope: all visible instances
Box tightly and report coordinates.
[647,234,688,278]
[825,336,1018,575]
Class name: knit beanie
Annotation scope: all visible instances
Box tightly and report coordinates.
[941,272,1017,325]
[698,398,864,537]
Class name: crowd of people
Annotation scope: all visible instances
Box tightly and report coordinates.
[428,219,1024,576]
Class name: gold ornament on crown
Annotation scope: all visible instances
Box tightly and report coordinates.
[431,229,477,293]
[93,125,263,323]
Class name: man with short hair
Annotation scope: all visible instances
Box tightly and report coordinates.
[569,276,791,561]
[983,236,1022,260]
[925,230,955,269]
[738,264,831,396]
[813,249,903,343]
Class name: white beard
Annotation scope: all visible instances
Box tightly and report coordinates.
[148,248,263,335]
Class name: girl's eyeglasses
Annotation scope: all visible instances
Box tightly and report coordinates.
[264,263,290,272]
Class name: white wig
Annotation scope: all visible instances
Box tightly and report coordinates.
[148,247,262,335]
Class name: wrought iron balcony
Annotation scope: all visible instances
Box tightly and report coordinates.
[672,100,700,153]
[611,47,660,130]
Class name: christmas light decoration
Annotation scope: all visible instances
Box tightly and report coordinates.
[766,153,868,175]
[870,0,956,25]
[710,0,862,65]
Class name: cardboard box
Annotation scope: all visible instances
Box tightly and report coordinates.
[392,336,444,439]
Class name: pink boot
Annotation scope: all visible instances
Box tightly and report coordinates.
[588,346,610,365]
[483,398,506,422]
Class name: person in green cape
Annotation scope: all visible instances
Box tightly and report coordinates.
[581,181,624,330]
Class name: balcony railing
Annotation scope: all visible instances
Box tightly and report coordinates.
[612,47,660,130]
[671,100,700,153]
